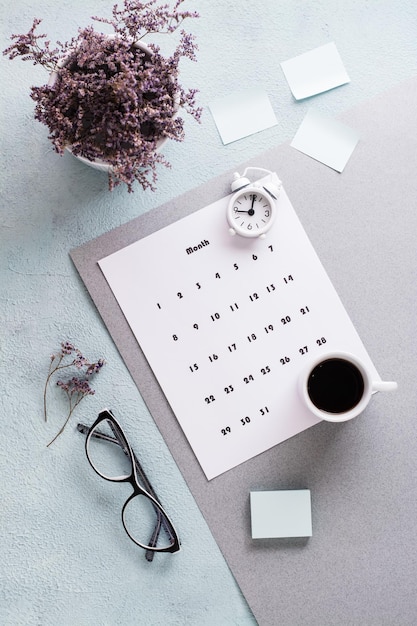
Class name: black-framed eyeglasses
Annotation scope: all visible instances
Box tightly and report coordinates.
[77,409,180,561]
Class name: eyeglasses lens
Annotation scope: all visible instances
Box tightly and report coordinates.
[87,418,132,480]
[123,495,174,551]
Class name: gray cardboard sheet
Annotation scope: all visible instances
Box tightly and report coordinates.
[71,77,417,625]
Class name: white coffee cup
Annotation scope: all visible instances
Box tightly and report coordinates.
[299,351,397,422]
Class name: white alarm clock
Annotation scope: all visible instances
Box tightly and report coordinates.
[226,167,282,238]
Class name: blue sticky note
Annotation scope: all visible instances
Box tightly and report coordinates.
[250,490,312,539]
[208,89,277,145]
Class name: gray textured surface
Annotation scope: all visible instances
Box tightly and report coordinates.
[2,1,417,624]
[72,77,417,625]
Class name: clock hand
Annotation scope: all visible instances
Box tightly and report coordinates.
[235,209,255,215]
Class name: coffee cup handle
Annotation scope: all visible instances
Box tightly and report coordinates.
[372,380,398,392]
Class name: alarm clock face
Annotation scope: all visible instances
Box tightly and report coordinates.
[227,186,276,237]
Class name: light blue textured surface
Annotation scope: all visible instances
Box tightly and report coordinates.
[1,2,416,625]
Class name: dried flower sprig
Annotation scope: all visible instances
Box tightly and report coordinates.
[44,341,105,447]
[3,0,201,192]
[92,0,199,40]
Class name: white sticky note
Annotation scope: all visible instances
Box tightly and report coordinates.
[208,89,277,144]
[250,490,312,539]
[280,42,350,100]
[291,109,359,172]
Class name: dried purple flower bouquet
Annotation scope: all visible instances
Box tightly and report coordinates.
[3,0,201,191]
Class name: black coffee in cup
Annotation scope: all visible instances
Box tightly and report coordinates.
[307,358,365,413]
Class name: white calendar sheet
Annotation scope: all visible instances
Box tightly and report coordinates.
[99,174,379,480]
